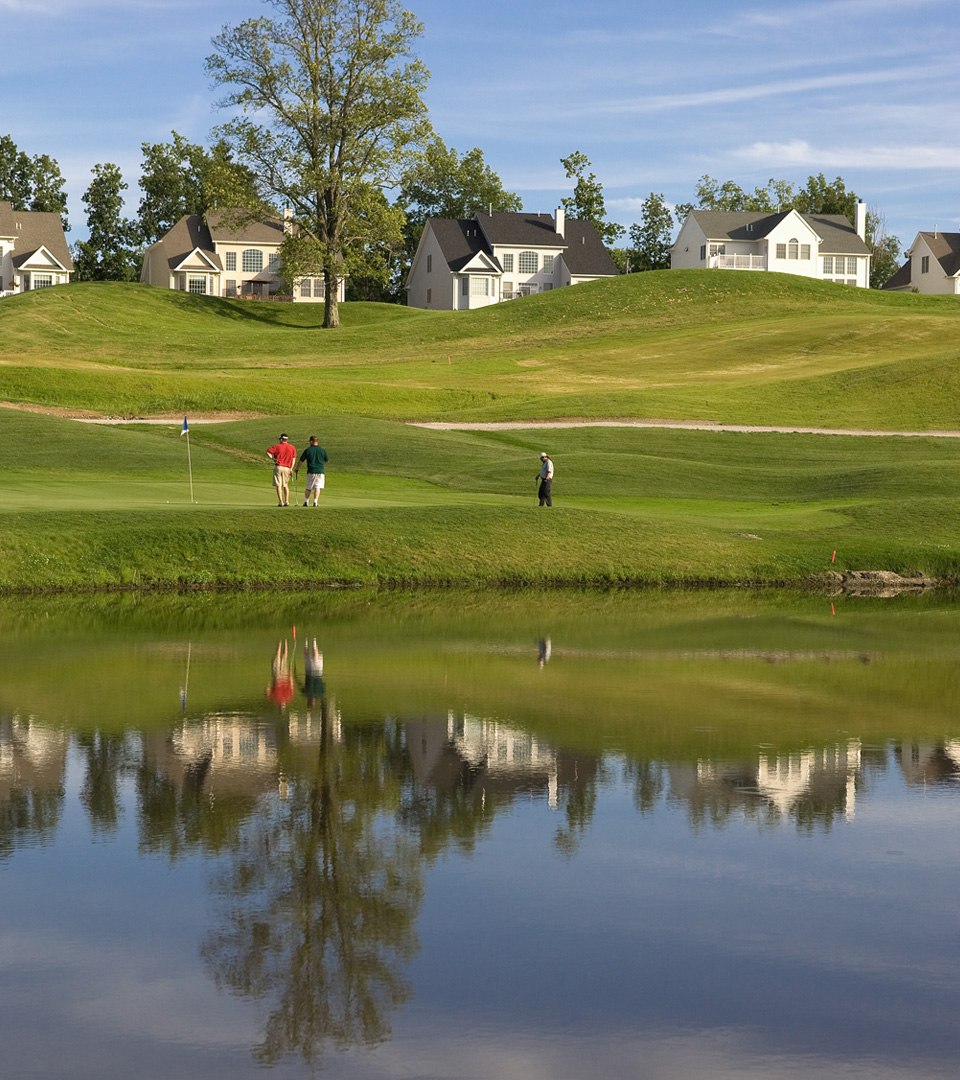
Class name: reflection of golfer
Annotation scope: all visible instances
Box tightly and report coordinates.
[266,434,297,506]
[296,436,329,507]
[537,452,553,507]
[267,641,295,711]
[302,639,325,707]
[538,637,552,668]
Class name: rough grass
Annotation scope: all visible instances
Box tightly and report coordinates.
[3,273,960,427]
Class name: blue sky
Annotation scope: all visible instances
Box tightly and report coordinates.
[3,0,958,248]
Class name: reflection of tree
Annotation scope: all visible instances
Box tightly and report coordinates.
[200,702,422,1069]
[554,756,601,857]
[77,731,129,835]
[625,759,665,816]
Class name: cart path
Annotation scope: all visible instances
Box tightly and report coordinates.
[4,402,960,438]
[409,419,960,438]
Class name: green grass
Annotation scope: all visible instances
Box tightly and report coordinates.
[3,273,960,427]
[4,409,960,589]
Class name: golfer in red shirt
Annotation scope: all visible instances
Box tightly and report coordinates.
[266,433,297,506]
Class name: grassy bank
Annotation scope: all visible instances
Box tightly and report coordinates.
[4,410,960,590]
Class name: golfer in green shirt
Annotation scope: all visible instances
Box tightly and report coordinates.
[296,436,330,506]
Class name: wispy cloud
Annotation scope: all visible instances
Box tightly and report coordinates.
[736,138,960,170]
[0,0,192,12]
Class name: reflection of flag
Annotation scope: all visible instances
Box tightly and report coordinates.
[180,416,189,437]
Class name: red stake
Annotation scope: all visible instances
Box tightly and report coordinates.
[831,550,837,563]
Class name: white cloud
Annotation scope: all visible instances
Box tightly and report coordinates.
[737,139,960,170]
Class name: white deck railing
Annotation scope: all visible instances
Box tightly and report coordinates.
[709,254,767,270]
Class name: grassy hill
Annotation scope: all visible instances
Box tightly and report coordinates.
[3,272,960,428]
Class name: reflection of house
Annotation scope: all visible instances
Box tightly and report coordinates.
[406,208,619,310]
[0,200,73,297]
[896,740,960,785]
[139,210,345,303]
[0,714,68,800]
[671,740,862,826]
[671,207,871,287]
[406,712,597,809]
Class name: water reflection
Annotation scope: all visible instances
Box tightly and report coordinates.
[2,590,960,1078]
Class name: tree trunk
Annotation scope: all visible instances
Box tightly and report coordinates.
[323,271,340,329]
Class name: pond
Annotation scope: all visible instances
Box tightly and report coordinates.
[1,588,959,1080]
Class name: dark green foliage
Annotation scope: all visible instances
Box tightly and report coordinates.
[0,134,69,230]
[628,192,673,271]
[560,150,624,246]
[72,164,141,282]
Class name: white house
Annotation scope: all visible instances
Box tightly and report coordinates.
[671,204,871,287]
[0,200,73,297]
[406,207,619,310]
[140,209,345,303]
[882,231,960,294]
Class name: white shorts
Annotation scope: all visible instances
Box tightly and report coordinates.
[305,473,326,490]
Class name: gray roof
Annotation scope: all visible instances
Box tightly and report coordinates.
[149,210,287,271]
[0,199,73,272]
[918,231,960,277]
[427,211,618,277]
[152,214,223,272]
[880,260,911,290]
[687,209,870,256]
[206,210,285,245]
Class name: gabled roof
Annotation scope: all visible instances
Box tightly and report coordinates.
[475,210,566,248]
[916,232,960,277]
[151,215,223,272]
[684,208,870,256]
[428,218,497,273]
[11,243,70,271]
[0,200,73,272]
[206,210,285,245]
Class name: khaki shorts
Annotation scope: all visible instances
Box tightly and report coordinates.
[305,473,326,491]
[273,464,292,488]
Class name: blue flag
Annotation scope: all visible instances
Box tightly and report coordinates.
[180,416,189,437]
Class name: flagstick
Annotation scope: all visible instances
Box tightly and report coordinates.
[186,429,195,503]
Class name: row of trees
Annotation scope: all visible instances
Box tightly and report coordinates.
[0,0,904,319]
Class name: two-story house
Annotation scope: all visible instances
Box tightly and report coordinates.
[0,200,73,297]
[881,231,960,294]
[671,204,871,287]
[406,207,619,310]
[140,209,345,303]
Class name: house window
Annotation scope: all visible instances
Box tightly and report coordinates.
[426,288,431,303]
[921,255,930,274]
[188,276,207,294]
[502,253,514,272]
[788,239,799,260]
[503,280,513,296]
[542,255,555,274]
[242,248,263,273]
[461,276,469,296]
[301,278,312,297]
[822,256,833,274]
[225,251,237,271]
[776,243,787,259]
[709,244,726,257]
[226,279,236,297]
[313,278,325,297]
[519,251,538,273]
[700,245,706,260]
[800,245,811,260]
[33,274,54,289]
[268,253,281,272]
[471,276,489,296]
[542,282,553,290]
[426,254,432,273]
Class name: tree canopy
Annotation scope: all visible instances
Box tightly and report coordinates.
[72,163,141,282]
[207,0,432,328]
[627,192,673,272]
[560,151,624,247]
[0,134,69,231]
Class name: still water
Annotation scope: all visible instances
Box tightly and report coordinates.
[1,589,959,1080]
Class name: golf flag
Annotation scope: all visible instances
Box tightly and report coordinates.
[180,416,189,437]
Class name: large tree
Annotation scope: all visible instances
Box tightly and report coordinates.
[72,163,141,282]
[560,151,624,247]
[628,192,673,272]
[207,0,432,328]
[0,135,69,231]
[138,132,260,245]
